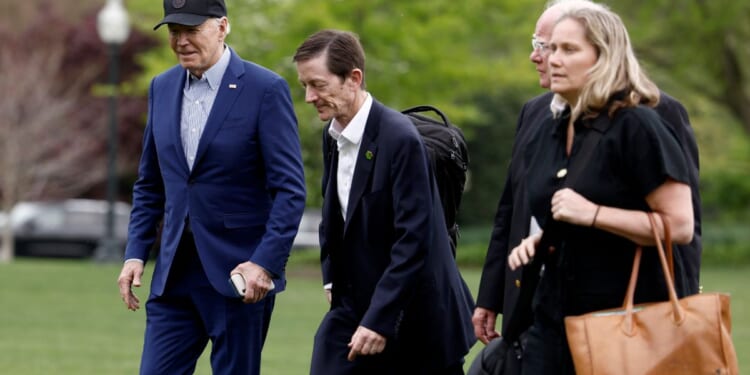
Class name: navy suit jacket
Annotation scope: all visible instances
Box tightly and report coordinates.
[476,92,553,333]
[319,99,475,368]
[125,49,306,298]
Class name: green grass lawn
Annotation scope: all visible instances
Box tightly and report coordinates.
[0,254,746,374]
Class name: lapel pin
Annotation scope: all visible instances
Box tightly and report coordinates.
[365,150,374,160]
[229,83,237,89]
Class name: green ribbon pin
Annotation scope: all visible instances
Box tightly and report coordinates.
[365,150,374,160]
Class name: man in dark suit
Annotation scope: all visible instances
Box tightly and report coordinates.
[116,1,306,374]
[472,0,701,345]
[294,29,475,375]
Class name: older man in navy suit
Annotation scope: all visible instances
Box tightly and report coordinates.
[116,1,306,374]
[294,29,475,375]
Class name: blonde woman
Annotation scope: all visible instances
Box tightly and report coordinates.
[507,6,693,374]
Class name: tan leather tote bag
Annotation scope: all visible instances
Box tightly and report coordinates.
[564,213,739,375]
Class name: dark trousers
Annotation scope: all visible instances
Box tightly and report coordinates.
[310,298,464,375]
[521,311,575,375]
[139,232,274,375]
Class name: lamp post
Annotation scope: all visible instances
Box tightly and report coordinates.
[94,0,130,262]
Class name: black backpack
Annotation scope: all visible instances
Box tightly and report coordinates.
[402,105,469,255]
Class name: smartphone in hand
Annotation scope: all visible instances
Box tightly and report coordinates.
[229,273,275,298]
[229,273,246,297]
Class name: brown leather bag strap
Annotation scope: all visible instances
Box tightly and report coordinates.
[622,245,642,311]
[622,213,684,335]
[661,213,674,280]
[647,212,683,322]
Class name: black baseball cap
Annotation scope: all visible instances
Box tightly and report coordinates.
[153,0,227,30]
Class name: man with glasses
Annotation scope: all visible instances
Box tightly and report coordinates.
[472,0,702,346]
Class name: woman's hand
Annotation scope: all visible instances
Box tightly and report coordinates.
[551,188,599,227]
[508,232,543,270]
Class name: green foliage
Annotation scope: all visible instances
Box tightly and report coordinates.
[617,0,739,95]
[685,96,750,221]
[456,242,492,268]
[121,0,750,222]
[616,0,750,133]
[701,170,750,221]
[126,0,544,207]
[458,86,542,226]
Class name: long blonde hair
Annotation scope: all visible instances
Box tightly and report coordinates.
[554,7,660,120]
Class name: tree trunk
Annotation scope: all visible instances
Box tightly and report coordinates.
[721,39,750,135]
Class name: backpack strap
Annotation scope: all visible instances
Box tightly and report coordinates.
[402,105,450,127]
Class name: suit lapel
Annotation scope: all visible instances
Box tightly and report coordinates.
[166,70,191,173]
[323,145,342,226]
[343,101,382,232]
[191,49,244,174]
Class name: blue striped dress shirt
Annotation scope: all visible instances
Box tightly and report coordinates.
[181,46,231,170]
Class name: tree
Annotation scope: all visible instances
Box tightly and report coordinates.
[616,0,750,134]
[223,0,541,208]
[0,4,157,262]
[115,0,750,227]
[614,0,750,219]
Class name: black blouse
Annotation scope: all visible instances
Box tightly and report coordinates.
[523,104,690,318]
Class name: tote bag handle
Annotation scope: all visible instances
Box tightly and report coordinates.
[621,213,684,336]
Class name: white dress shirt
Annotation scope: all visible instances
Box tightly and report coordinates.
[327,93,373,220]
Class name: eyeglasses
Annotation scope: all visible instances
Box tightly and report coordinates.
[531,35,550,54]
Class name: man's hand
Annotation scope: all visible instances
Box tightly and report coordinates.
[230,261,274,304]
[472,307,500,345]
[347,326,386,361]
[118,261,144,311]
